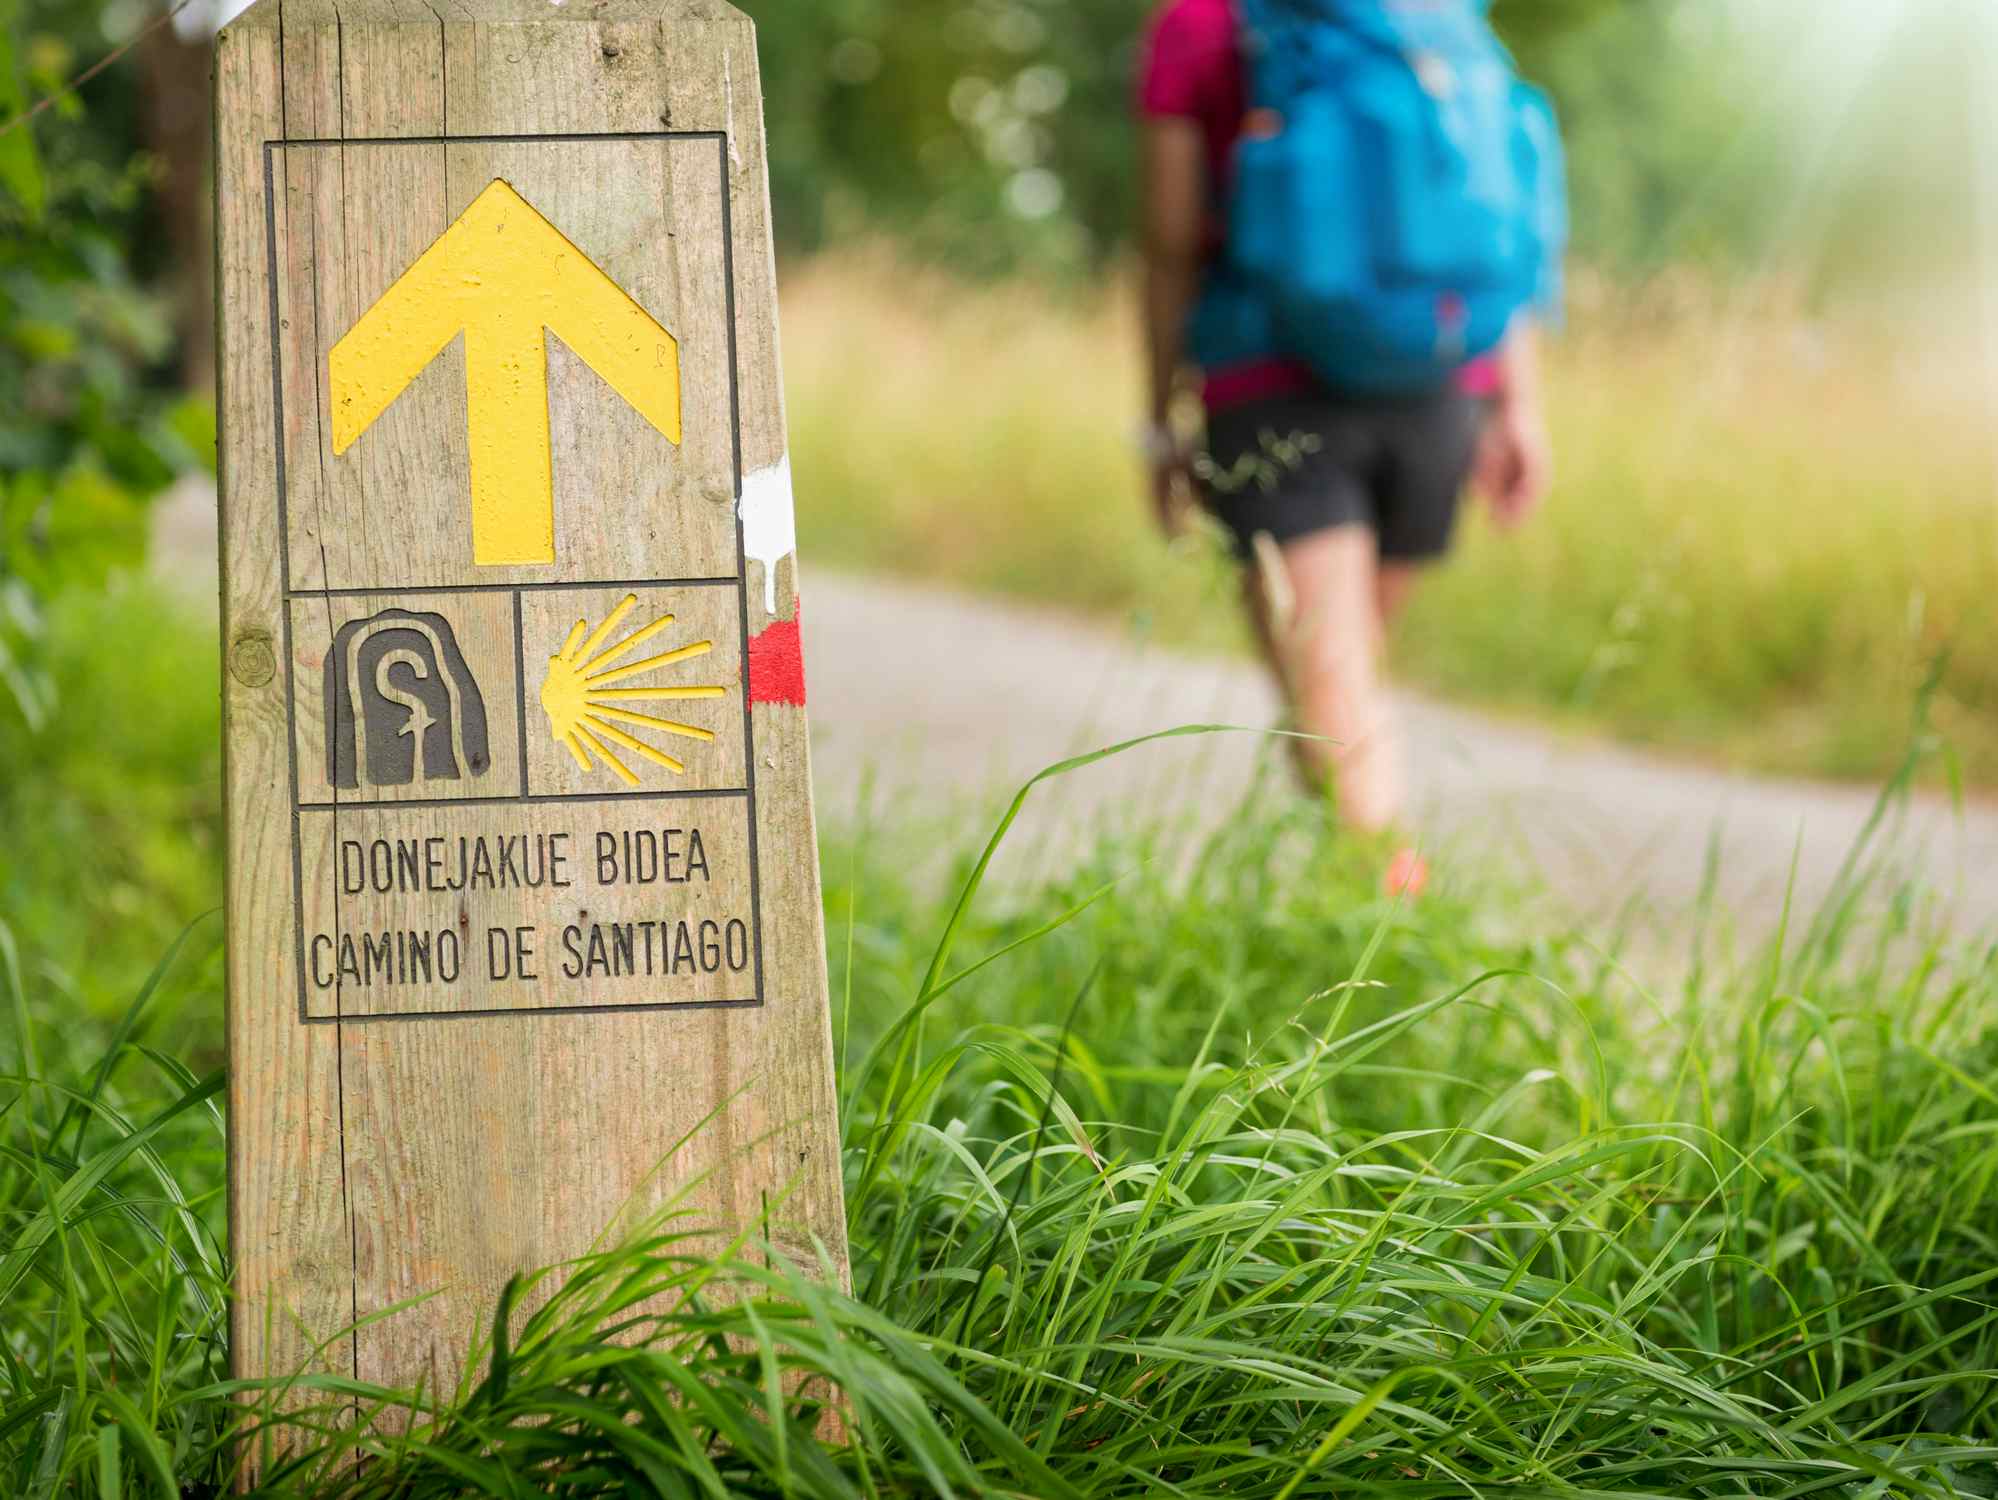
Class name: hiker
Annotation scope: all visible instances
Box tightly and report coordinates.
[1138,0,1563,847]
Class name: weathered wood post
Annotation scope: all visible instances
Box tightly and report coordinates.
[214,0,846,1396]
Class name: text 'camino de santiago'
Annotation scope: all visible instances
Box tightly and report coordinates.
[307,823,753,996]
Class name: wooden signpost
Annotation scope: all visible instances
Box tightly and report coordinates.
[214,0,846,1394]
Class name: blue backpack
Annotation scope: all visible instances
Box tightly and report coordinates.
[1191,0,1567,394]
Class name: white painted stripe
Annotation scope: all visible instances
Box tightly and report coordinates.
[739,455,796,619]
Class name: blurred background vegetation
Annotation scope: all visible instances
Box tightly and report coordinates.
[2,0,1996,1007]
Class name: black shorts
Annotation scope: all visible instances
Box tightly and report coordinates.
[1199,388,1482,562]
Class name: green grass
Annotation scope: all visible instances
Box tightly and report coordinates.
[0,577,223,1014]
[783,255,1998,787]
[3,596,1997,1491]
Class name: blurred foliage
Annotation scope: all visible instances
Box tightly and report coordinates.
[757,0,1998,289]
[18,0,1701,283]
[755,0,1142,273]
[1525,3,1756,269]
[14,0,1987,303]
[0,582,222,1009]
[0,4,213,1009]
[752,0,1760,275]
[0,0,201,732]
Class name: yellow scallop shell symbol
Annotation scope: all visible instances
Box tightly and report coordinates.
[541,595,727,785]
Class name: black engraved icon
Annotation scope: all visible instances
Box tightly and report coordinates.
[324,608,491,789]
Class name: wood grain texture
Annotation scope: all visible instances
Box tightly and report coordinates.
[218,0,847,1413]
[217,0,361,1411]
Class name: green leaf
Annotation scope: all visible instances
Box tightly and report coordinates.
[93,1421,118,1500]
[0,0,43,221]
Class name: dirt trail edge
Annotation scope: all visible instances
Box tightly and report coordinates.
[800,571,1998,937]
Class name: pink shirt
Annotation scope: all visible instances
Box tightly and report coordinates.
[1137,0,1500,410]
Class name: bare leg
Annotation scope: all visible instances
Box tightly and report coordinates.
[1245,526,1404,831]
[1375,559,1423,624]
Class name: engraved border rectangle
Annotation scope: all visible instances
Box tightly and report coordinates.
[264,132,765,1026]
[295,791,759,1023]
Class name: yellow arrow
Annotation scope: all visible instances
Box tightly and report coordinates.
[328,179,682,567]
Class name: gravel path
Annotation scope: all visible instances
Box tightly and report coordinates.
[800,570,1998,937]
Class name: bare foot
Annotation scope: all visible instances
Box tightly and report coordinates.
[1383,847,1429,901]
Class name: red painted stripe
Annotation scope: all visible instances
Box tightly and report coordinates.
[746,607,806,707]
